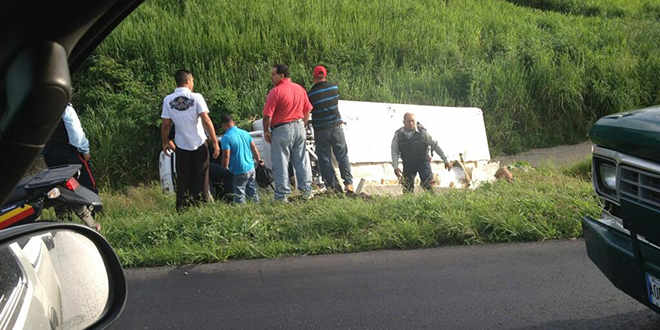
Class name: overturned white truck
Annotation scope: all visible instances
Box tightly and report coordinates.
[251,100,499,192]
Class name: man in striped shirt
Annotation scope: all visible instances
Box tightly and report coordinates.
[307,66,354,194]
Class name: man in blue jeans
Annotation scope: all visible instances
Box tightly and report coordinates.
[307,66,354,194]
[263,64,314,202]
[220,114,263,203]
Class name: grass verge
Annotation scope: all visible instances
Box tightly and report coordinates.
[94,165,599,268]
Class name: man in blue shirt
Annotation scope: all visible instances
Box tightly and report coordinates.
[220,114,264,203]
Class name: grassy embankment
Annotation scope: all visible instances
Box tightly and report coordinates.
[73,0,660,189]
[85,162,598,268]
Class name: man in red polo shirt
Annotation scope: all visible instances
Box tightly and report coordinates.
[263,64,313,202]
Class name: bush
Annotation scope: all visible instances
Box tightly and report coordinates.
[74,55,161,188]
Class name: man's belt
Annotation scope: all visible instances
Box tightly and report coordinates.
[272,118,302,129]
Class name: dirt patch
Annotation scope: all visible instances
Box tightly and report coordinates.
[494,141,591,168]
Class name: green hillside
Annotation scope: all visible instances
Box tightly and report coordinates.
[72,0,660,188]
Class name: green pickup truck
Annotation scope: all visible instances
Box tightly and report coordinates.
[583,105,660,311]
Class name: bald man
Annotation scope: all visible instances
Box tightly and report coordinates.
[391,113,451,193]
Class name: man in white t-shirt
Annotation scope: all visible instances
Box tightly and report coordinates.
[161,70,220,211]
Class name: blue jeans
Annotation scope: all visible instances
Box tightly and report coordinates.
[314,125,353,191]
[402,161,433,193]
[271,120,312,200]
[232,169,258,203]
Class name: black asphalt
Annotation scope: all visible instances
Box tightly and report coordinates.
[112,240,660,329]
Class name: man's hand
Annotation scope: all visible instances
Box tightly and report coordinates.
[212,144,220,159]
[264,131,272,144]
[257,159,265,166]
[162,143,174,156]
[394,168,402,178]
[445,161,453,171]
[83,153,91,161]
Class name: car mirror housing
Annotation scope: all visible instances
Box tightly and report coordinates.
[0,223,126,329]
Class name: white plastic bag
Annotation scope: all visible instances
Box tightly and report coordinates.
[159,150,176,193]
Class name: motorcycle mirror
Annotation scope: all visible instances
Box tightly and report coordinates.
[0,223,126,329]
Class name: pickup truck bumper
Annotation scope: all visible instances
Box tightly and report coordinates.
[582,215,660,311]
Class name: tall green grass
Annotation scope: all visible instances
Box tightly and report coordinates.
[73,0,660,188]
[506,0,660,19]
[97,167,600,267]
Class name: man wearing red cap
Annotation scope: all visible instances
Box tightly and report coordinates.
[307,65,354,194]
[262,64,314,202]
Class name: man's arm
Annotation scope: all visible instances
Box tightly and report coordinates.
[424,132,448,163]
[424,131,451,169]
[221,149,230,169]
[303,92,313,127]
[303,111,310,127]
[391,132,400,170]
[263,90,277,143]
[62,105,90,158]
[161,98,174,155]
[161,118,174,154]
[263,115,272,143]
[250,140,263,164]
[200,112,220,159]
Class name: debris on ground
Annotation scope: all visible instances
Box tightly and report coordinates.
[495,167,514,182]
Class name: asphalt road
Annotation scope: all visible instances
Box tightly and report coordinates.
[112,240,660,329]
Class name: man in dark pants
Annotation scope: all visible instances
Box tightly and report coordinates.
[391,113,451,193]
[161,70,220,211]
[168,125,233,202]
[307,65,354,194]
[43,103,100,230]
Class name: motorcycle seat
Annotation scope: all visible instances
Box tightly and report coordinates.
[4,165,81,205]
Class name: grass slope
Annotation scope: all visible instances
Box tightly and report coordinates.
[73,0,660,188]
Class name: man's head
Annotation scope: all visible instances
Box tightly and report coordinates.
[403,113,417,131]
[313,65,327,83]
[220,113,234,131]
[271,64,289,85]
[175,69,194,90]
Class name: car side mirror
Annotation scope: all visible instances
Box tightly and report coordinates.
[0,223,126,329]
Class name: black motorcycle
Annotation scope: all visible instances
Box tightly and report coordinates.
[0,165,103,231]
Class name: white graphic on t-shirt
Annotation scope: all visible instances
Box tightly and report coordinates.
[169,96,195,111]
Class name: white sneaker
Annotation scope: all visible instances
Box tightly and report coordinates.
[274,197,289,203]
[302,190,313,200]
